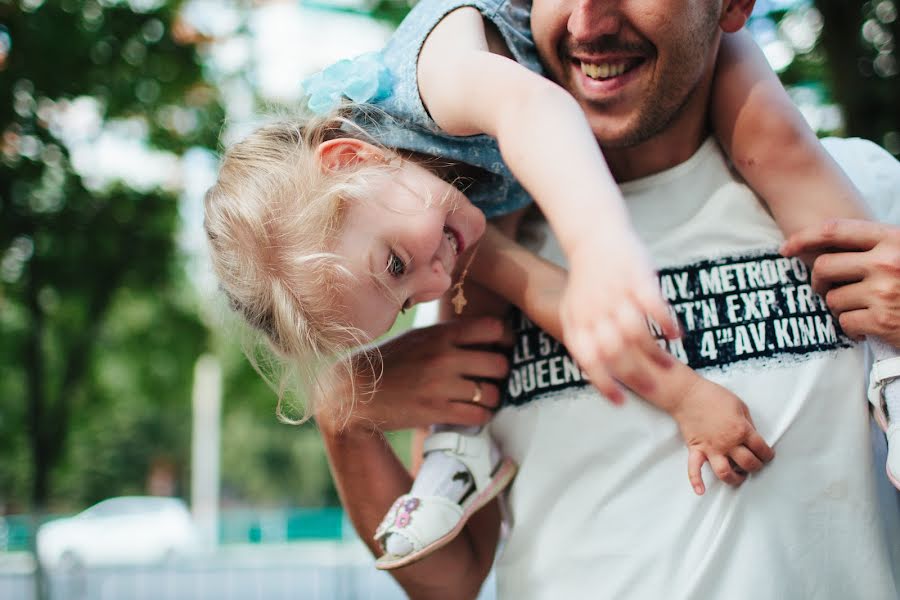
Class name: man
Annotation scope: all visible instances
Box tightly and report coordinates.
[317,1,900,597]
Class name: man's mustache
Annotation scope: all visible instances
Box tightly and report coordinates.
[562,37,655,57]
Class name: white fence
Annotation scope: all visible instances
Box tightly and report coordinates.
[0,542,498,600]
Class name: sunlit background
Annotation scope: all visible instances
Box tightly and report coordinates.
[1,0,898,598]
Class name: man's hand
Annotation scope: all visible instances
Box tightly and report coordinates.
[561,233,681,404]
[780,219,900,348]
[671,378,775,495]
[316,317,512,435]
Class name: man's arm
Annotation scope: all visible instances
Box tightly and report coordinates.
[316,319,510,599]
[319,422,501,598]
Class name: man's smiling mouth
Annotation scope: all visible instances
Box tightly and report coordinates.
[579,58,644,81]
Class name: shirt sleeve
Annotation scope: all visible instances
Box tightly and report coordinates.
[822,137,900,226]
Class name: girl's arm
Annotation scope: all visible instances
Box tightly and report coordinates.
[471,226,775,492]
[417,7,679,405]
[713,30,872,235]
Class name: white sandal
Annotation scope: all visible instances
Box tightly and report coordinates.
[868,356,900,489]
[373,428,517,570]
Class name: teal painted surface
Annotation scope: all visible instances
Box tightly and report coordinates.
[1,508,347,551]
[219,508,346,544]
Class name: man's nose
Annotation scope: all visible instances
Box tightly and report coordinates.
[568,0,622,43]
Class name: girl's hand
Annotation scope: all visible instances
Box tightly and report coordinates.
[670,378,775,495]
[315,317,512,436]
[781,219,900,348]
[561,232,681,403]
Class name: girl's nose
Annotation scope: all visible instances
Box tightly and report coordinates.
[408,259,452,306]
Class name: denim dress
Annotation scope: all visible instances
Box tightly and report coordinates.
[360,0,543,218]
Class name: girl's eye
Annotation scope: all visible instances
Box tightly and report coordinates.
[387,252,406,278]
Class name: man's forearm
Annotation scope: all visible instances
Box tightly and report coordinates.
[319,423,499,599]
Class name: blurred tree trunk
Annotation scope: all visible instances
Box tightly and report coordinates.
[816,1,900,144]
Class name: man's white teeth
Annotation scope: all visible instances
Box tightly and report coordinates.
[581,62,628,80]
[444,227,459,255]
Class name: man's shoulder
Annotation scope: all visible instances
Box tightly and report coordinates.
[822,137,900,225]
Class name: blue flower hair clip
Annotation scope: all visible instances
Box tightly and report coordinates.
[302,52,393,115]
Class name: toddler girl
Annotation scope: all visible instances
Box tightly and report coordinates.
[205,116,775,569]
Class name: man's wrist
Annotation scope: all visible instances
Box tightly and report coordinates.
[316,411,383,442]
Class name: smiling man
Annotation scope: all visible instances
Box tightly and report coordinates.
[318,0,900,598]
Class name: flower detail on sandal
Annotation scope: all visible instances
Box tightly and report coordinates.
[394,497,421,529]
[374,497,404,540]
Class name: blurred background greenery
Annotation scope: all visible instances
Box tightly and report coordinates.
[0,0,897,522]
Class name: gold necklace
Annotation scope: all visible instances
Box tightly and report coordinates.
[451,242,480,315]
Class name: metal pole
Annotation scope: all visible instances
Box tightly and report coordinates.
[191,354,222,550]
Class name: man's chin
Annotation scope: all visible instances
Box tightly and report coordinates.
[585,116,646,149]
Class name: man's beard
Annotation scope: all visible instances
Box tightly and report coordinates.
[592,75,704,149]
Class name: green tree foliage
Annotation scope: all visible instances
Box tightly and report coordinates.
[0,0,897,523]
[815,0,898,146]
[0,0,222,511]
[752,1,897,148]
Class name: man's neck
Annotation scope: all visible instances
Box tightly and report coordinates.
[602,73,714,183]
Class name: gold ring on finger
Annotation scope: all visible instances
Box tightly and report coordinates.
[471,381,483,404]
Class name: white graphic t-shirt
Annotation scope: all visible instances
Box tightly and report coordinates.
[490,138,900,600]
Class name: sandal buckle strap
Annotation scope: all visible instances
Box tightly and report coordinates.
[423,431,480,456]
[872,357,900,387]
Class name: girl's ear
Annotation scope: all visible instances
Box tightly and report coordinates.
[720,0,755,33]
[316,138,386,171]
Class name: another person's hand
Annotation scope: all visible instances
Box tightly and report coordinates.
[561,232,681,403]
[781,219,900,348]
[315,317,512,435]
[671,378,775,495]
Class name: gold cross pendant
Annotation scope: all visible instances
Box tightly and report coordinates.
[452,287,467,314]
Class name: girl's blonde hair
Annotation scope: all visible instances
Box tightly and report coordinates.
[204,111,403,424]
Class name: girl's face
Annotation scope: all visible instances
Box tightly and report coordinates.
[335,160,486,339]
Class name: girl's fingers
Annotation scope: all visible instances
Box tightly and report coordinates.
[729,446,764,474]
[688,449,707,496]
[591,370,626,405]
[709,454,746,487]
[618,301,676,371]
[744,431,775,463]
[639,285,680,340]
[566,327,625,404]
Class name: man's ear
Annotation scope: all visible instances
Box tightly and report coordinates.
[720,0,755,33]
[315,138,385,171]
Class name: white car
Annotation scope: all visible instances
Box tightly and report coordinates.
[37,496,201,569]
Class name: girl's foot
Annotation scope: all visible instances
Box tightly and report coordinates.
[382,450,479,557]
[374,428,516,570]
